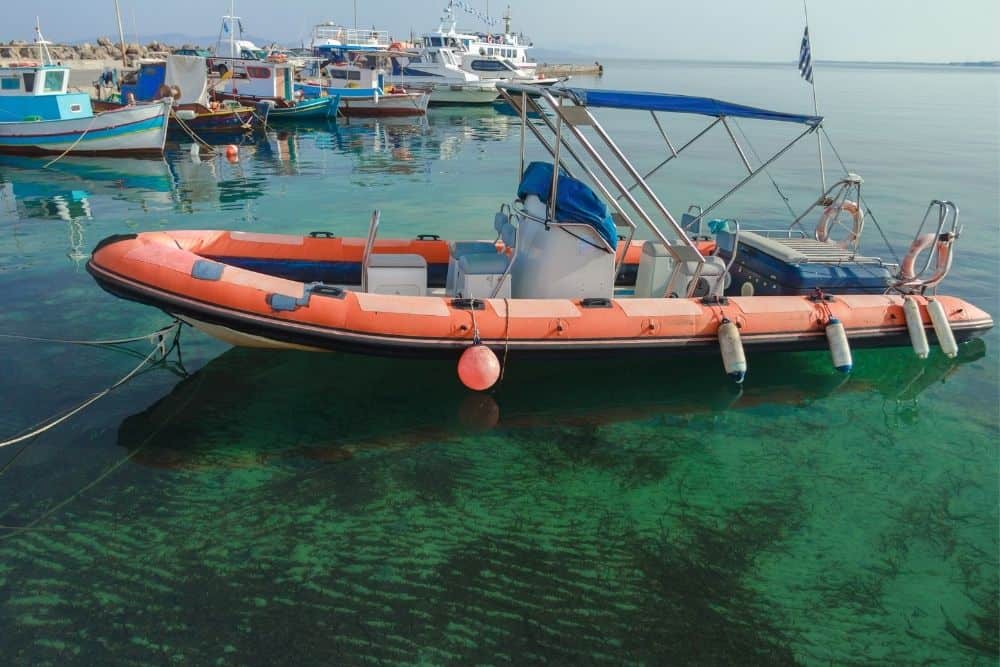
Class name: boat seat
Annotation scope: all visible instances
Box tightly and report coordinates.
[445,241,499,294]
[365,253,428,296]
[634,241,728,298]
[451,220,515,299]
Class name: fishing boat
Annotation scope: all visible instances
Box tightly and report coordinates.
[297,50,431,117]
[87,83,993,386]
[209,58,340,121]
[209,12,341,121]
[106,55,257,134]
[0,26,170,157]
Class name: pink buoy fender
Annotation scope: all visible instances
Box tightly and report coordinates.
[457,344,501,391]
[225,144,239,162]
[816,200,863,247]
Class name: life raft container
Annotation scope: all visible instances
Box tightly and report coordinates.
[86,230,993,359]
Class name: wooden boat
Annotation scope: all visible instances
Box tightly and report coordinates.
[0,63,170,156]
[206,56,342,121]
[108,56,257,135]
[88,84,993,385]
[296,48,431,117]
[254,95,339,121]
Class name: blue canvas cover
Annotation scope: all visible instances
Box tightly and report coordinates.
[517,161,617,250]
[121,62,166,103]
[562,88,822,126]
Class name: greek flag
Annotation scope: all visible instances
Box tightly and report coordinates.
[798,27,813,83]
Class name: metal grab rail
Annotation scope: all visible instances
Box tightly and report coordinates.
[498,88,635,278]
[360,210,381,293]
[498,84,704,294]
[893,200,961,294]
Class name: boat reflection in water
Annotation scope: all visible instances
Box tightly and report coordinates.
[0,155,175,262]
[117,340,986,470]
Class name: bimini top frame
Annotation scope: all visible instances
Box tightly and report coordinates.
[496,83,824,296]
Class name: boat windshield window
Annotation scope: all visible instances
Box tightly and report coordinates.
[43,70,65,92]
[431,37,442,46]
[0,76,19,91]
[21,71,35,93]
[328,69,361,81]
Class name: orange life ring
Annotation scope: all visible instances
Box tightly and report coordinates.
[9,61,38,68]
[816,199,863,247]
[899,232,938,282]
[389,42,403,51]
[267,53,287,63]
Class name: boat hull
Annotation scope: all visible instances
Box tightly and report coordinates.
[296,83,430,117]
[87,230,994,360]
[426,83,500,105]
[259,96,339,120]
[0,101,170,156]
[173,107,256,134]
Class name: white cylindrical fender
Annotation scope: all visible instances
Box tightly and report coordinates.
[903,296,929,359]
[718,319,747,383]
[825,317,853,373]
[926,298,958,358]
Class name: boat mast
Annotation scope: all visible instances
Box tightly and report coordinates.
[353,0,357,31]
[34,18,53,66]
[114,0,128,69]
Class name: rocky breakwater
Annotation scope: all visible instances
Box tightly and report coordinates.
[0,37,186,67]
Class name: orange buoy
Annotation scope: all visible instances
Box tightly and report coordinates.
[225,144,239,162]
[457,344,500,391]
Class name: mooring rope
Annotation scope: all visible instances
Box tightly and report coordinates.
[0,320,182,450]
[42,113,101,169]
[169,109,219,155]
[0,357,204,541]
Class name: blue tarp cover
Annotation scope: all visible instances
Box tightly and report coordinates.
[121,63,166,103]
[562,88,822,126]
[517,161,617,250]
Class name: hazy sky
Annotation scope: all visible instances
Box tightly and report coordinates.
[10,0,1000,62]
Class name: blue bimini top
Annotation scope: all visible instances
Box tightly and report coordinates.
[561,88,823,126]
[517,161,617,250]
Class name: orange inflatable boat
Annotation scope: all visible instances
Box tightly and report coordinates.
[87,228,992,373]
[88,85,996,385]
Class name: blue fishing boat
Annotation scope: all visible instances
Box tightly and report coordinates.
[0,25,169,156]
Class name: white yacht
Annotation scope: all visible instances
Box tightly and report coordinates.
[388,46,498,105]
[423,1,560,84]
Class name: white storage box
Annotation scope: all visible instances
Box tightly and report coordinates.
[365,254,428,296]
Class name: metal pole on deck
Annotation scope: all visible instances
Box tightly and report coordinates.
[803,0,827,194]
[114,0,128,70]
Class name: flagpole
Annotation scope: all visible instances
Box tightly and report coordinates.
[803,0,826,194]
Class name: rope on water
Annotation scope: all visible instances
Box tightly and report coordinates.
[820,126,901,264]
[0,320,183,450]
[0,358,205,541]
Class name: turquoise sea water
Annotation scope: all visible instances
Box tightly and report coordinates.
[0,61,997,664]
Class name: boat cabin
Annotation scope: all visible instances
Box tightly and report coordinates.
[209,59,295,101]
[0,65,92,121]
